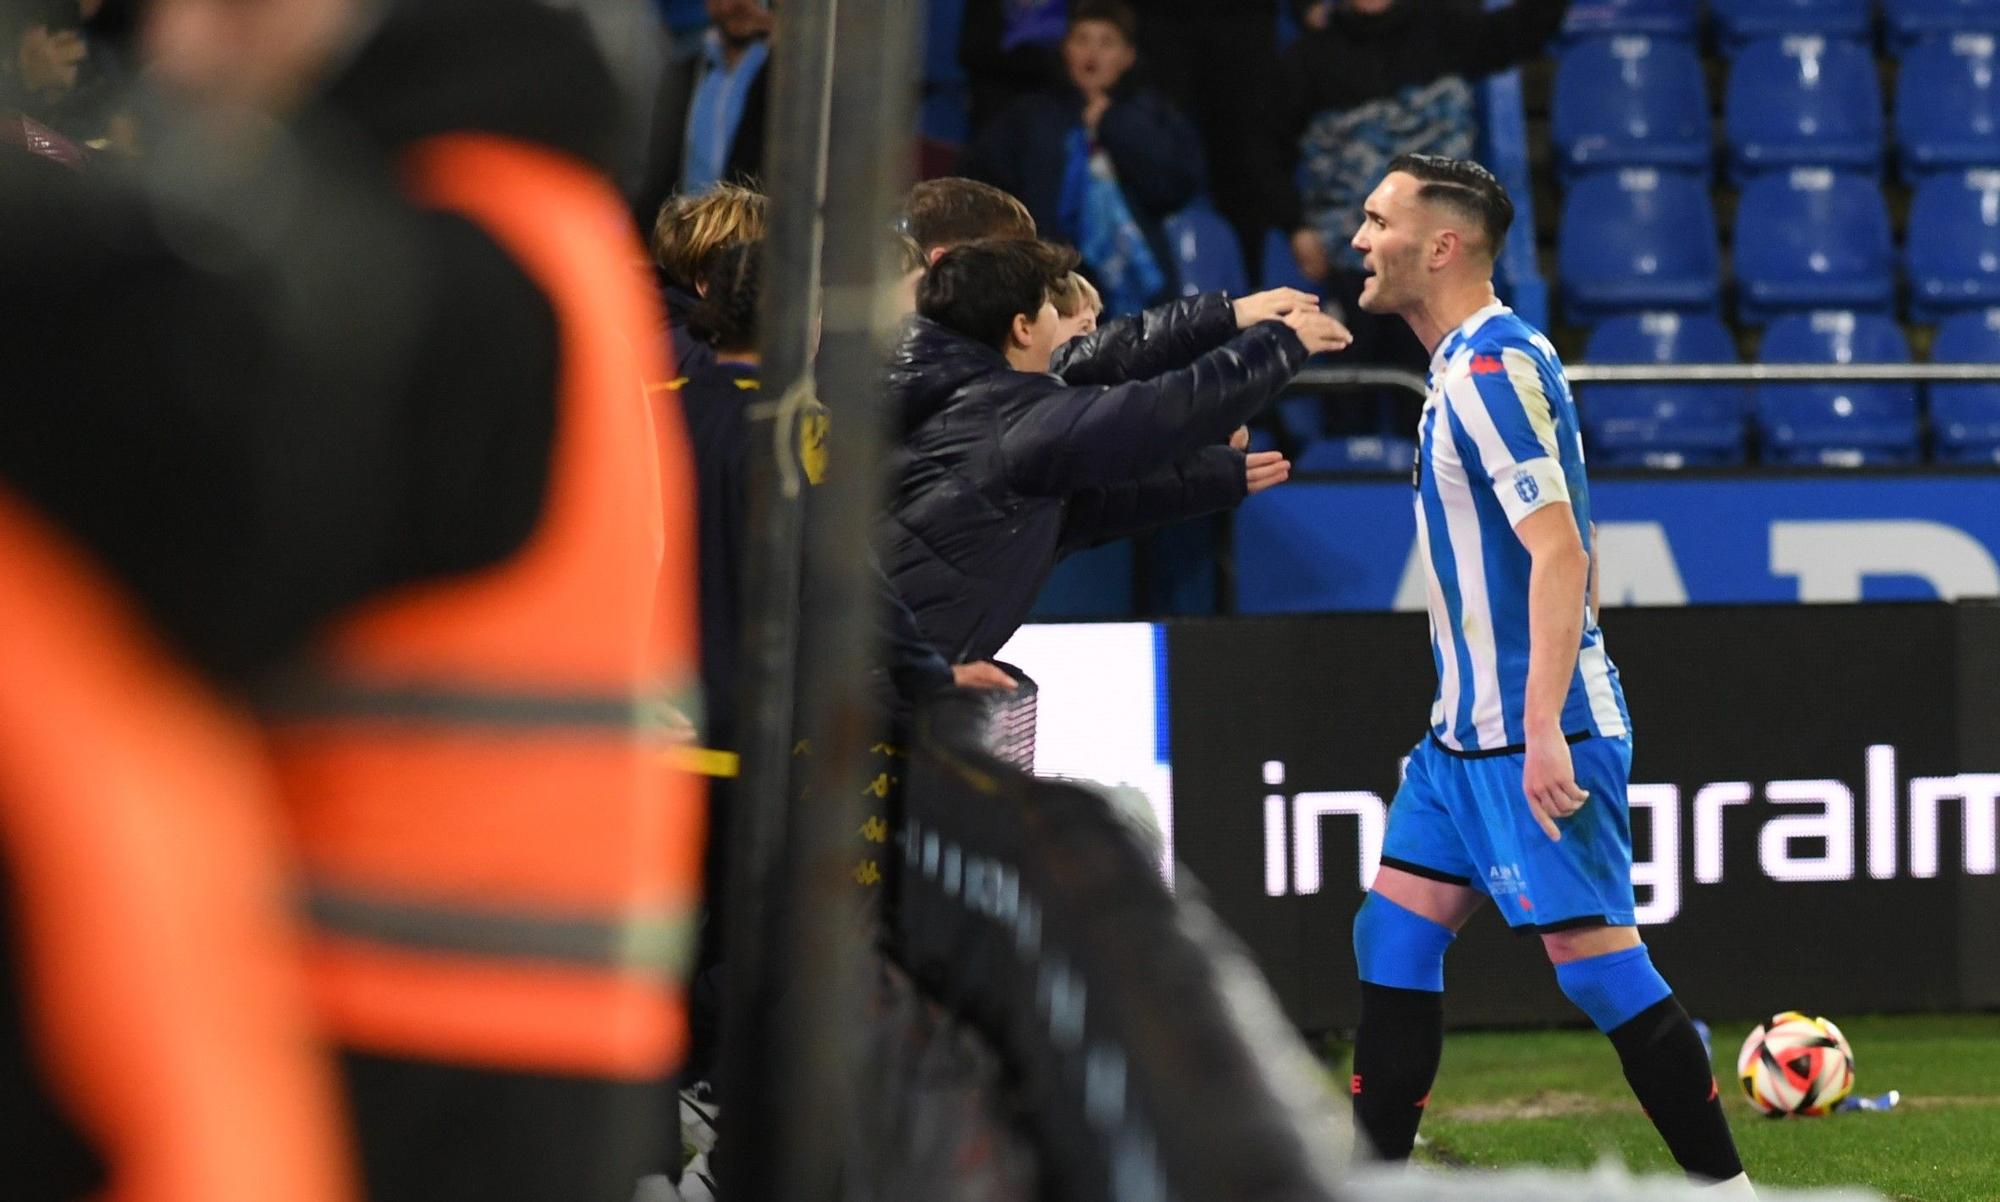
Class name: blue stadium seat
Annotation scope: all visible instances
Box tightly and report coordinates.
[1895,34,2000,182]
[1275,394,1325,442]
[1294,435,1418,474]
[1906,171,2000,321]
[1561,0,1701,38]
[1557,169,1722,322]
[1260,228,1318,293]
[1927,308,2000,462]
[1884,0,2000,49]
[1755,311,1921,465]
[1162,202,1248,298]
[1733,169,1895,323]
[1553,36,1712,180]
[1724,36,1884,181]
[1710,0,1873,48]
[1580,312,1748,466]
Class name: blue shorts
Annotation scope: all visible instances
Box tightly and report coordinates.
[1379,734,1637,932]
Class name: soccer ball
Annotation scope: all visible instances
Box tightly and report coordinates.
[1737,1011,1856,1117]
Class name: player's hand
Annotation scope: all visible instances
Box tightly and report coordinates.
[1282,307,1354,355]
[1245,449,1291,495]
[951,661,1018,691]
[1229,425,1250,451]
[1522,731,1589,842]
[1233,287,1321,328]
[1290,227,1331,282]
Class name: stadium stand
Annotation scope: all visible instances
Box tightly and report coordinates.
[1755,310,1922,464]
[1710,0,1875,48]
[1261,227,1318,293]
[1552,34,1712,180]
[1559,0,1702,38]
[1894,32,2000,181]
[1294,435,1420,474]
[1927,308,2000,461]
[1884,0,2000,48]
[1579,312,1748,466]
[1734,168,1896,323]
[1724,35,1884,182]
[1906,169,2000,320]
[1557,168,1723,322]
[1162,201,1249,298]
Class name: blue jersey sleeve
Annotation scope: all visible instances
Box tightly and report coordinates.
[1445,335,1572,527]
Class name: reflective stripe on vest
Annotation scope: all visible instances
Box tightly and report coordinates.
[266,134,704,1082]
[0,491,356,1202]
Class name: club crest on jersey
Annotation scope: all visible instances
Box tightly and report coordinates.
[1515,473,1540,504]
[1469,353,1504,375]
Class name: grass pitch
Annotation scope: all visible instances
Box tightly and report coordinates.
[1332,1013,2000,1201]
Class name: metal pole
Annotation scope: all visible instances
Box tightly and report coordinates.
[716,0,835,1194]
[1289,363,2000,392]
[769,0,921,1196]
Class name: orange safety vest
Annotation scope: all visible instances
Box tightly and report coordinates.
[261,134,704,1083]
[0,491,355,1202]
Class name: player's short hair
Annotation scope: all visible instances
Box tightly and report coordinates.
[901,178,1037,256]
[652,182,769,291]
[918,239,1079,352]
[1050,271,1102,320]
[1068,0,1138,42]
[1385,153,1515,261]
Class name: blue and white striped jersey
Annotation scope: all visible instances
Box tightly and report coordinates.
[1413,303,1630,752]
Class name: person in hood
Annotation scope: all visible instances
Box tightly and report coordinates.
[880,238,1349,664]
[961,0,1202,314]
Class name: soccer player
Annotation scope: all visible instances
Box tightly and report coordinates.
[1344,154,1754,1196]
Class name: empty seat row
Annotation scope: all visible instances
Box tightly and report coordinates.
[1555,33,2000,182]
[1559,167,2000,324]
[1580,309,2000,466]
[1562,0,2000,49]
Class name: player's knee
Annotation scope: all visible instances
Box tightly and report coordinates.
[1554,943,1673,1033]
[1352,892,1455,993]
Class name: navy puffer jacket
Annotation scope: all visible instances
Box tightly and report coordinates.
[880,293,1307,662]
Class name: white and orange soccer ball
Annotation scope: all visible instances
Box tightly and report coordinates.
[1737,1011,1856,1117]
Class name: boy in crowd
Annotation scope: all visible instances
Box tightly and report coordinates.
[1052,270,1103,343]
[879,238,1348,664]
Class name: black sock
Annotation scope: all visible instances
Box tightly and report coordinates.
[1607,996,1745,1182]
[1351,981,1444,1161]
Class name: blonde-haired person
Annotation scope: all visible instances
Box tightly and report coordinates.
[652,182,770,374]
[1050,271,1103,344]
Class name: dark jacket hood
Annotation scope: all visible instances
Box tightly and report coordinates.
[891,316,1017,436]
[318,0,625,171]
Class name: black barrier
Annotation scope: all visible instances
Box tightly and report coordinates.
[892,690,1348,1202]
[1161,602,2000,1031]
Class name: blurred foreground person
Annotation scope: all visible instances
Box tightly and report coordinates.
[0,487,356,1202]
[881,239,1346,663]
[0,0,703,1197]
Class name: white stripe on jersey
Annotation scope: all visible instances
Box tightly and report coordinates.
[1414,473,1455,734]
[1579,635,1630,737]
[1430,373,1508,750]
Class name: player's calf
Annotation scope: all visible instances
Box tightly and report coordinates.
[1553,942,1747,1187]
[1350,892,1456,1161]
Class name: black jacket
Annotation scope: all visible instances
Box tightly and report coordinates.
[679,360,952,755]
[1258,0,1567,232]
[961,79,1203,301]
[880,294,1307,663]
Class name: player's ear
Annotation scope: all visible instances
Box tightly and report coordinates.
[1009,311,1034,349]
[1431,228,1459,271]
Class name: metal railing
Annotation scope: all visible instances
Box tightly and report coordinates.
[1290,363,2000,397]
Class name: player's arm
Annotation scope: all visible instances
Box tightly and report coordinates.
[1518,504,1592,842]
